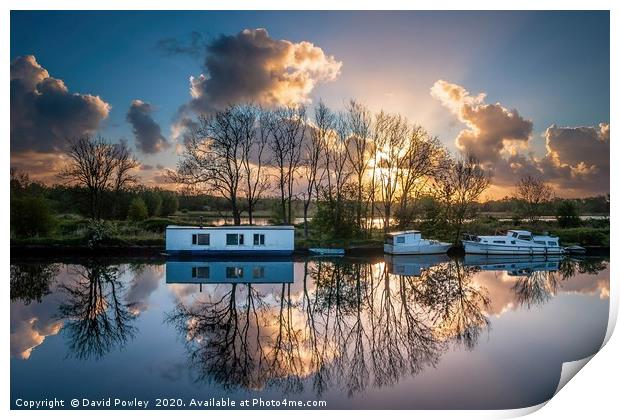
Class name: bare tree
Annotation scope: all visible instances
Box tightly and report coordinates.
[59,136,139,219]
[395,127,444,228]
[345,100,373,231]
[434,154,490,244]
[170,106,247,225]
[514,174,553,221]
[265,105,307,225]
[301,102,335,238]
[374,112,409,232]
[239,105,270,225]
[330,113,353,203]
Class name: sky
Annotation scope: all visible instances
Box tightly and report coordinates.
[10,11,610,198]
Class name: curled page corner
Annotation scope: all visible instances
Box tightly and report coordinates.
[554,355,595,396]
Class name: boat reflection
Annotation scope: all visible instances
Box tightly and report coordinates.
[462,254,562,275]
[385,254,450,276]
[165,258,295,285]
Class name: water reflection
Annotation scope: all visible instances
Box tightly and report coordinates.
[56,262,137,360]
[10,255,610,409]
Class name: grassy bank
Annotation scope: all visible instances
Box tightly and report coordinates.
[10,212,610,251]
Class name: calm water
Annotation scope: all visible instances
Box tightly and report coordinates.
[10,254,609,410]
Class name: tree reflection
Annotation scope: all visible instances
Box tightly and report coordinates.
[57,261,136,360]
[513,257,607,308]
[10,263,58,304]
[559,257,607,279]
[168,258,485,397]
[167,283,272,390]
[416,260,490,350]
[512,270,559,308]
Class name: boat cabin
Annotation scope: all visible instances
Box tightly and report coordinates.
[165,225,295,255]
[384,230,423,246]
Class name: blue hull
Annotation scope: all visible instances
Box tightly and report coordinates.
[165,249,294,257]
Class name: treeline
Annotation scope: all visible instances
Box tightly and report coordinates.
[10,99,610,245]
[172,101,491,243]
[477,195,609,216]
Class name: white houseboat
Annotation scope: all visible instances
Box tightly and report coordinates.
[384,230,451,255]
[165,259,295,284]
[462,230,563,255]
[165,225,295,256]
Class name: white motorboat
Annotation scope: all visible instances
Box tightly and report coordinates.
[462,230,563,255]
[384,230,451,255]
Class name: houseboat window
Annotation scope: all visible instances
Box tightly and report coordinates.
[493,240,505,244]
[511,240,516,244]
[253,234,265,246]
[192,233,210,245]
[226,234,244,246]
[517,235,532,241]
[385,236,394,245]
[396,236,405,244]
[534,240,546,245]
[252,266,265,279]
[192,266,210,279]
[226,267,244,278]
[548,241,558,246]
[512,232,518,237]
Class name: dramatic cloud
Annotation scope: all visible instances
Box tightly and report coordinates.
[431,80,533,163]
[537,123,610,194]
[188,28,342,112]
[432,80,609,196]
[171,28,342,142]
[126,100,169,154]
[11,55,110,153]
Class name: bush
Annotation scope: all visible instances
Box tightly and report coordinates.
[11,196,55,237]
[140,217,177,233]
[142,190,162,217]
[160,191,179,217]
[311,185,360,240]
[127,198,149,222]
[554,228,609,247]
[84,219,118,247]
[557,200,580,228]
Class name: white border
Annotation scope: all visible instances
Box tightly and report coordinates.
[3,1,617,419]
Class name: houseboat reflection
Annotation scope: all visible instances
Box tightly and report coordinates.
[165,258,295,285]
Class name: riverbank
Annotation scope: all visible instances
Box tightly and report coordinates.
[10,213,610,258]
[10,242,609,259]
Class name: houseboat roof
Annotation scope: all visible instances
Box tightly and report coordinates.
[386,230,421,237]
[166,225,295,230]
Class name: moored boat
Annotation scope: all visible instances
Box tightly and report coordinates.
[384,230,451,255]
[462,230,563,255]
[309,248,345,256]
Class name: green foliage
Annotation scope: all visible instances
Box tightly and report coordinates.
[159,191,179,217]
[311,185,360,240]
[10,196,55,237]
[140,217,177,233]
[141,190,162,217]
[556,200,580,228]
[160,191,179,216]
[127,198,149,222]
[553,228,609,247]
[84,219,118,248]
